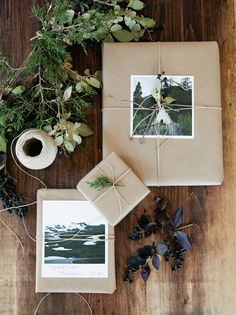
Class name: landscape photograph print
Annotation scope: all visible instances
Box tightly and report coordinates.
[44,221,106,265]
[42,200,108,266]
[131,75,194,138]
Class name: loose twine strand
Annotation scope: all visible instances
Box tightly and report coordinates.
[33,293,92,315]
[0,134,94,314]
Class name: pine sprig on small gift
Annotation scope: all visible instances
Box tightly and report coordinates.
[87,176,123,191]
[124,197,194,284]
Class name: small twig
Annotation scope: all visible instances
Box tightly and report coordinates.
[38,64,45,104]
[176,223,194,231]
[93,0,115,7]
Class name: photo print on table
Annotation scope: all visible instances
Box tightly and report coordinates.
[41,200,108,278]
[130,75,194,138]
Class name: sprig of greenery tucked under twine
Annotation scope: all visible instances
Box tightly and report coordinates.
[87,175,123,190]
[124,197,194,284]
[0,0,155,216]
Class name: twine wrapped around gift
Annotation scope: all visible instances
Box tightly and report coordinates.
[91,162,131,217]
[102,42,222,185]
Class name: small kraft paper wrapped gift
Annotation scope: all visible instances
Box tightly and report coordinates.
[102,42,224,186]
[77,152,150,226]
[36,189,116,293]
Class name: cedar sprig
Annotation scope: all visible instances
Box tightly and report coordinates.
[87,176,123,191]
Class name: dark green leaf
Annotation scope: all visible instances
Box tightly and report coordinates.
[11,86,26,95]
[0,134,7,152]
[0,152,7,170]
[176,231,192,251]
[112,30,135,42]
[128,0,145,10]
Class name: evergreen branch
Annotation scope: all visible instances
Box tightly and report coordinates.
[87,176,123,191]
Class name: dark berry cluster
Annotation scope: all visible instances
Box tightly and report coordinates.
[0,172,26,217]
[163,236,186,272]
[124,197,192,284]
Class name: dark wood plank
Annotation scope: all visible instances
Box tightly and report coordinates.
[1,0,236,314]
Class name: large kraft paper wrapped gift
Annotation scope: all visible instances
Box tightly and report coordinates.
[77,152,150,226]
[102,42,224,186]
[36,189,116,293]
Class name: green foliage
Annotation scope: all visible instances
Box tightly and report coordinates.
[45,114,94,154]
[87,175,123,190]
[0,0,155,154]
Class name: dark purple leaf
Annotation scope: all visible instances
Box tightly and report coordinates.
[155,210,168,226]
[146,222,158,229]
[141,264,150,283]
[173,207,183,227]
[156,243,168,256]
[152,255,160,270]
[138,214,150,229]
[145,222,159,233]
[176,231,192,251]
[138,245,153,259]
[128,256,145,268]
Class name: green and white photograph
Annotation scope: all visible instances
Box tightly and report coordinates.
[131,75,194,138]
[42,200,108,278]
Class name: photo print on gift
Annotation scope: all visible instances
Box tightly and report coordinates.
[41,200,108,278]
[130,75,194,138]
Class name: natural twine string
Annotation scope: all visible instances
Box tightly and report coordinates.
[33,293,93,315]
[93,162,131,217]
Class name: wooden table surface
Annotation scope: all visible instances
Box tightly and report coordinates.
[1,0,236,314]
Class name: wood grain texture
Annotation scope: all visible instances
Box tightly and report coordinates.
[0,0,236,314]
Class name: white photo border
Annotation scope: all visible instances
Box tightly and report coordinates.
[41,200,109,278]
[130,75,194,139]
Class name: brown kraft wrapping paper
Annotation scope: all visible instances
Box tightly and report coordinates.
[77,152,150,226]
[36,189,116,293]
[102,42,224,186]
